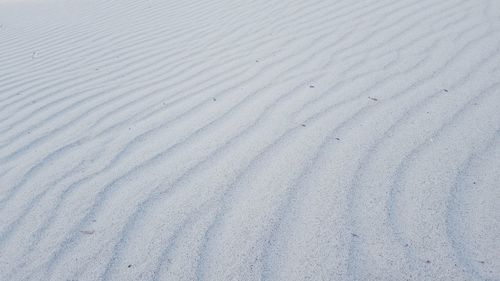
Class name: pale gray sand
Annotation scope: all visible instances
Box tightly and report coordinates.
[0,0,499,280]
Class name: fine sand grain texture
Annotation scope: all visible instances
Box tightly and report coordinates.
[1,0,499,280]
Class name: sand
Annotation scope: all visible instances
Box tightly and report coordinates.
[0,0,499,280]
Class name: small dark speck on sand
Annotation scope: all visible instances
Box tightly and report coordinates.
[426,260,431,264]
[479,261,485,264]
[301,124,306,127]
[309,85,315,88]
[335,137,340,141]
[443,89,449,92]
[351,233,359,238]
[128,264,132,268]
[212,98,216,102]
[368,97,378,101]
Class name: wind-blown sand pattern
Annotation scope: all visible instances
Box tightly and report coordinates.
[1,0,499,280]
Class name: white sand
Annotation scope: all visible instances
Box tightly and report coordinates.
[0,0,499,280]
